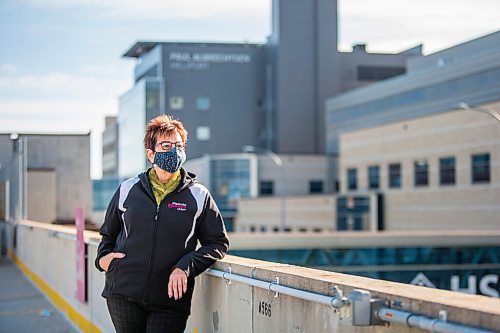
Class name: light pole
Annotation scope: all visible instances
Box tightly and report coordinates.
[243,145,286,232]
[457,102,500,123]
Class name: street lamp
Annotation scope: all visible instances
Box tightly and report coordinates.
[243,145,287,232]
[457,102,500,123]
[9,133,27,222]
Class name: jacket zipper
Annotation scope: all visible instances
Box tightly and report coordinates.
[143,205,160,304]
[142,176,185,304]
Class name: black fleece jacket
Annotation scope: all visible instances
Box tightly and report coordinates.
[95,168,229,314]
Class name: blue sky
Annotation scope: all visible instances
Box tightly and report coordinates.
[1,0,499,178]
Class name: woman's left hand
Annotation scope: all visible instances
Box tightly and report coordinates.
[168,268,188,300]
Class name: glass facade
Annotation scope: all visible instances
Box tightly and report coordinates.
[472,153,490,183]
[119,81,146,178]
[368,165,379,190]
[388,163,401,188]
[118,79,162,178]
[326,67,500,154]
[210,158,252,220]
[336,196,370,230]
[230,246,500,296]
[440,157,456,185]
[93,177,121,211]
[327,68,500,124]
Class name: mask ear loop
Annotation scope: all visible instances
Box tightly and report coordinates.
[149,148,157,167]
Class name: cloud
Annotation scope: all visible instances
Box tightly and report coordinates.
[0,99,116,179]
[338,0,500,54]
[0,66,129,179]
[0,63,18,75]
[24,0,269,19]
[0,68,131,101]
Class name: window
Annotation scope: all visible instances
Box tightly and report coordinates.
[196,127,210,141]
[357,66,406,81]
[388,163,401,188]
[309,180,323,194]
[259,181,274,196]
[414,159,429,186]
[440,157,455,185]
[472,153,490,183]
[169,96,184,110]
[196,97,210,110]
[347,168,357,191]
[368,165,379,189]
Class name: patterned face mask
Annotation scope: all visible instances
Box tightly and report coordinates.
[153,147,186,173]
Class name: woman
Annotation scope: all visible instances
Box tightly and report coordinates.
[95,115,229,332]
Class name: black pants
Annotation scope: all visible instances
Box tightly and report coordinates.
[106,296,189,333]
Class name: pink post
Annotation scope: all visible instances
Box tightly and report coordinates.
[75,207,85,303]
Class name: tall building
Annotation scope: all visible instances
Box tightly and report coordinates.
[118,0,418,178]
[326,31,500,155]
[118,78,164,178]
[338,106,500,231]
[327,31,500,231]
[234,31,500,233]
[120,42,265,178]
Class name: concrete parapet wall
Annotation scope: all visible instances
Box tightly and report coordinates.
[188,256,500,333]
[5,220,500,332]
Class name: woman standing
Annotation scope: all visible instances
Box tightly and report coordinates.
[95,115,229,332]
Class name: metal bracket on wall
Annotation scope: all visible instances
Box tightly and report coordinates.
[269,277,280,298]
[223,266,232,285]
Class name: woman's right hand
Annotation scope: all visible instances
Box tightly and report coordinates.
[99,252,126,272]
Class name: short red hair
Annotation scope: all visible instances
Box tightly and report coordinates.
[143,115,188,150]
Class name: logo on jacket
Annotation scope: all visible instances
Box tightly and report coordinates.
[168,202,187,211]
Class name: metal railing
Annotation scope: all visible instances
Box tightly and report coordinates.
[206,268,496,333]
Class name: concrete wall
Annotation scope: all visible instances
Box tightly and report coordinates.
[339,105,500,231]
[7,220,112,332]
[0,134,92,224]
[269,0,339,154]
[4,220,500,332]
[27,170,56,223]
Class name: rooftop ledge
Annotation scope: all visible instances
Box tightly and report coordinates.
[13,220,500,332]
[205,255,500,331]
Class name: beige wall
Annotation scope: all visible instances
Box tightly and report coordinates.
[339,103,500,231]
[257,154,336,196]
[236,194,337,232]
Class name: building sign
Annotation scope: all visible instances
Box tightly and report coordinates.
[410,272,499,298]
[169,52,251,71]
